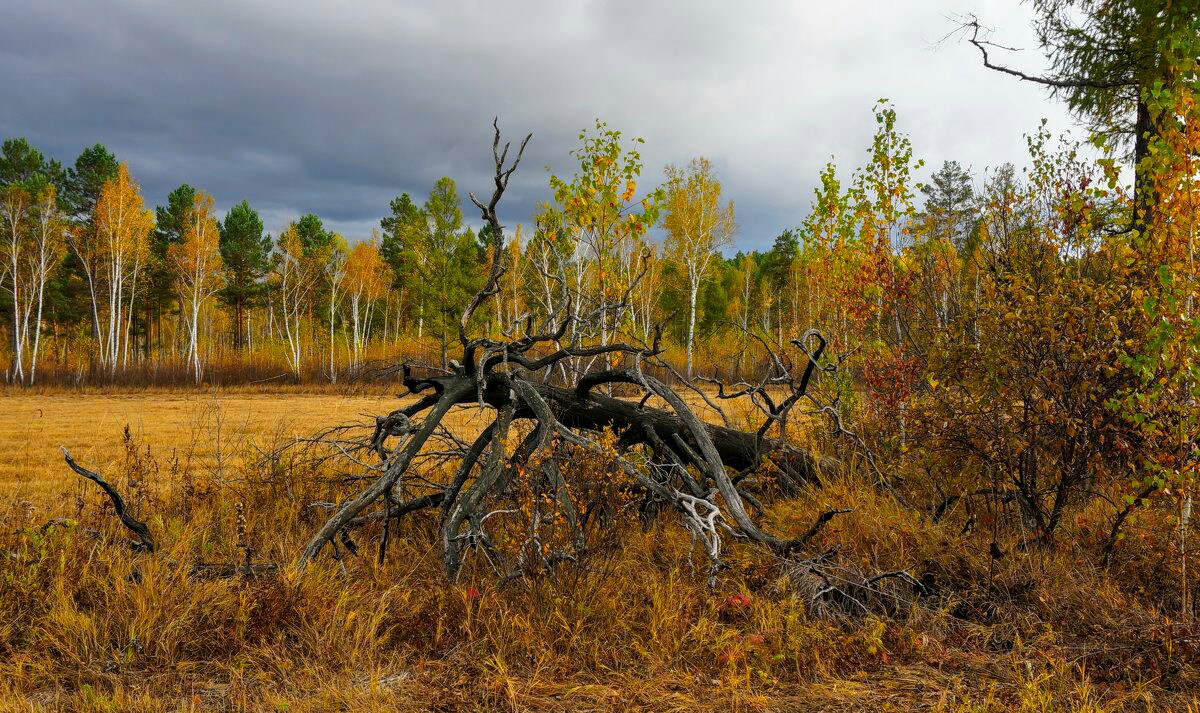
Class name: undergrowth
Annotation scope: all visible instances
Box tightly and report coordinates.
[0,416,1197,712]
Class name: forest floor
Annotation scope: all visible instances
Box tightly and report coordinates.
[0,391,1197,711]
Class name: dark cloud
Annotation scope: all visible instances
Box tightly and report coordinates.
[0,0,1077,249]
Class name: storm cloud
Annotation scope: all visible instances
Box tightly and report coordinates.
[0,0,1076,249]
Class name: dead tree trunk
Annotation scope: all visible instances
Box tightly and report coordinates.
[412,370,832,494]
[295,120,846,584]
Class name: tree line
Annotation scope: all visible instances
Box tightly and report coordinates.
[1,0,1196,397]
[0,114,992,387]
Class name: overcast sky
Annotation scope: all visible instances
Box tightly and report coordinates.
[0,0,1079,251]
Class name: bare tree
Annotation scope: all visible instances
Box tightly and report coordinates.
[272,222,316,379]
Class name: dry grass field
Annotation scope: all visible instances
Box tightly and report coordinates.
[0,390,1197,711]
[0,383,749,502]
[0,391,474,506]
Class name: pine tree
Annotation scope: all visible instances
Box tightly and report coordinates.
[63,144,118,221]
[919,161,975,250]
[218,200,270,350]
[147,184,196,354]
[966,0,1198,221]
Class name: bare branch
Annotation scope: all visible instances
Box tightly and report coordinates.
[62,447,155,552]
[961,15,1130,91]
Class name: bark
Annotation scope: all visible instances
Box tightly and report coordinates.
[686,280,697,378]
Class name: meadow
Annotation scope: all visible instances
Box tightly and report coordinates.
[0,388,1196,711]
[0,392,395,503]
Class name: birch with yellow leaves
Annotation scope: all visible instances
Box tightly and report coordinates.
[168,191,223,383]
[344,232,388,369]
[662,157,735,377]
[92,164,154,372]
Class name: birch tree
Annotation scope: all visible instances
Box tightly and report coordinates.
[662,157,735,377]
[63,144,118,352]
[271,223,314,378]
[344,232,387,368]
[169,191,223,383]
[23,184,66,384]
[549,121,663,380]
[324,234,348,382]
[92,164,153,371]
[0,183,31,382]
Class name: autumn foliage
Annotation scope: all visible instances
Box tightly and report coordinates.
[2,5,1200,707]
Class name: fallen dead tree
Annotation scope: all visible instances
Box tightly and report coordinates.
[391,364,836,492]
[293,120,861,586]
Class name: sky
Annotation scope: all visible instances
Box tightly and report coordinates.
[0,0,1081,252]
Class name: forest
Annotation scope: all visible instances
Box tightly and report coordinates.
[2,0,1200,710]
[0,112,994,388]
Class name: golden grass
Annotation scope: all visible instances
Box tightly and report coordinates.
[0,391,1197,711]
[0,391,509,506]
[1,393,395,503]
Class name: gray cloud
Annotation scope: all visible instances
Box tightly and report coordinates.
[0,0,1078,250]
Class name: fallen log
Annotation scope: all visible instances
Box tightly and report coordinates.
[299,120,851,580]
[402,372,836,494]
